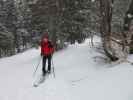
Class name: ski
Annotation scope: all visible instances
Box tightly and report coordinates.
[33,76,45,87]
[33,72,50,87]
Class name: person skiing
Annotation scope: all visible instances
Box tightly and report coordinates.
[40,33,54,76]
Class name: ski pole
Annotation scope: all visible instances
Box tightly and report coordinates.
[33,56,42,77]
[51,56,56,78]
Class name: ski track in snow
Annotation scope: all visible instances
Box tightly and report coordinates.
[0,36,133,100]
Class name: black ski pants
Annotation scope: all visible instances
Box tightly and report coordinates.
[42,55,52,74]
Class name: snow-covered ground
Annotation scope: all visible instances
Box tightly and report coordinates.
[0,36,133,100]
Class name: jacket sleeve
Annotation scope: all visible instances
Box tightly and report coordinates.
[51,46,55,54]
[49,41,55,54]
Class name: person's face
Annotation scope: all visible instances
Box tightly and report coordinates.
[43,38,48,42]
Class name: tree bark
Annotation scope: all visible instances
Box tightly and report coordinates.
[123,0,133,54]
[100,0,118,61]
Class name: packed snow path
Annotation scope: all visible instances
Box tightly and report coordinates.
[0,38,133,100]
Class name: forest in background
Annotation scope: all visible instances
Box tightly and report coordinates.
[0,0,133,63]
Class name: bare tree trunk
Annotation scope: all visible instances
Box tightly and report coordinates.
[48,0,64,50]
[100,0,118,61]
[123,0,133,54]
[48,15,57,49]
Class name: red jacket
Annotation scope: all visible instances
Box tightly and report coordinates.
[41,40,54,56]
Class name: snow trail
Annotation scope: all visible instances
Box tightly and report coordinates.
[0,37,133,100]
